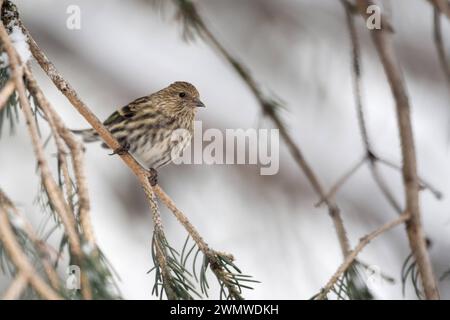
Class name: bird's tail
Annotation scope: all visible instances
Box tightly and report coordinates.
[71,128,100,143]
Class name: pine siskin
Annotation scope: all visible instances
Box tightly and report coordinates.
[74,81,205,185]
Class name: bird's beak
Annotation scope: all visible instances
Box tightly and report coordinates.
[194,99,206,108]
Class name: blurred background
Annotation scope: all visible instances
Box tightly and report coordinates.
[0,0,449,299]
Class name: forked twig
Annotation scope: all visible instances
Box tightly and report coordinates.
[317,212,410,299]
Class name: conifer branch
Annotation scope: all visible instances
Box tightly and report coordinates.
[0,3,123,299]
[20,29,176,295]
[14,4,252,300]
[0,188,61,292]
[155,186,246,299]
[0,18,85,268]
[23,66,96,247]
[0,206,61,300]
[315,154,367,206]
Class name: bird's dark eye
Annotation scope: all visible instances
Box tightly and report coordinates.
[179,92,186,98]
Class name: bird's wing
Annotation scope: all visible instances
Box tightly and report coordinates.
[103,95,152,126]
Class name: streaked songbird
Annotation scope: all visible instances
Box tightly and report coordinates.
[74,81,205,185]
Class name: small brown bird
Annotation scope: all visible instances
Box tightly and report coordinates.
[74,81,205,185]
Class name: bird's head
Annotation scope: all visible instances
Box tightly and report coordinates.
[157,81,205,115]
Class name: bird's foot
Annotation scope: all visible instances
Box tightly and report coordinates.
[110,142,130,156]
[148,168,158,187]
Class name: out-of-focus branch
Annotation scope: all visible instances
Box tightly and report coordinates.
[169,0,351,259]
[334,0,442,209]
[355,0,440,300]
[0,19,83,260]
[155,186,208,253]
[23,67,96,247]
[334,0,402,214]
[2,272,28,300]
[26,67,77,218]
[155,186,243,299]
[428,0,450,20]
[0,188,61,291]
[378,157,442,200]
[0,207,61,300]
[0,79,14,111]
[315,155,367,207]
[433,8,450,84]
[317,212,410,300]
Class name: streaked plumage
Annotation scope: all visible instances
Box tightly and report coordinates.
[74,81,205,171]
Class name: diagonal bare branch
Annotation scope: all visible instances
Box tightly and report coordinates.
[427,0,450,20]
[169,0,351,259]
[2,272,28,300]
[317,212,410,300]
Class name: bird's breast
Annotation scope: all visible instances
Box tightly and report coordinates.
[130,124,193,169]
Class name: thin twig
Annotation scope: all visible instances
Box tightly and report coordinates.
[317,212,410,300]
[155,185,243,299]
[334,1,443,215]
[342,0,403,213]
[146,193,177,299]
[343,0,371,151]
[316,1,404,215]
[369,160,402,212]
[377,157,443,200]
[315,154,366,206]
[154,186,208,253]
[427,0,450,20]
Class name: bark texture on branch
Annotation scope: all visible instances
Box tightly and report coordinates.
[356,0,440,300]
